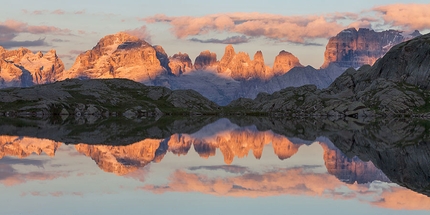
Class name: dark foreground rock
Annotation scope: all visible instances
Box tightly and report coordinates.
[227,32,430,117]
[229,116,430,197]
[0,78,220,118]
[0,116,219,145]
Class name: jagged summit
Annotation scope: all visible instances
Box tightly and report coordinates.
[1,28,418,106]
[63,32,167,82]
[272,50,303,76]
[228,32,430,116]
[169,52,193,76]
[0,47,64,88]
[321,28,421,69]
[194,50,217,70]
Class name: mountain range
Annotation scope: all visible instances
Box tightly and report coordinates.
[0,28,420,105]
[0,118,388,184]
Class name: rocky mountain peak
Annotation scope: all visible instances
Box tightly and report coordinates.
[215,45,273,80]
[0,136,62,159]
[253,51,264,62]
[0,47,65,88]
[99,32,141,47]
[194,50,217,70]
[410,30,422,37]
[63,32,166,82]
[169,52,193,76]
[366,32,430,89]
[321,28,419,69]
[272,50,303,76]
[220,44,236,65]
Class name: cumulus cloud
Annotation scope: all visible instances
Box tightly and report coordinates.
[74,10,86,15]
[142,13,346,44]
[0,38,47,48]
[373,3,430,31]
[0,20,69,48]
[142,4,430,44]
[142,167,356,197]
[123,25,151,42]
[0,164,66,186]
[22,9,69,15]
[142,167,430,210]
[31,10,47,15]
[0,20,69,36]
[51,9,65,15]
[190,35,250,44]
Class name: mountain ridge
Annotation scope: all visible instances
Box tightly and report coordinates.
[0,28,421,105]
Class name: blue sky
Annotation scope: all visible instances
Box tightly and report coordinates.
[1,1,430,68]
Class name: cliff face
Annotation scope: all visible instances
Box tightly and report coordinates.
[75,139,161,175]
[63,32,167,82]
[169,52,193,76]
[229,32,430,117]
[194,50,218,70]
[321,28,420,69]
[0,136,61,158]
[0,47,64,88]
[216,45,283,80]
[72,125,304,174]
[272,50,303,76]
[161,128,303,164]
[320,142,389,184]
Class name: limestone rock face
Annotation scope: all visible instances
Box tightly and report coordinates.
[217,45,268,81]
[218,45,253,80]
[168,52,193,76]
[162,125,302,164]
[0,47,65,88]
[0,136,61,158]
[229,32,430,116]
[194,50,217,70]
[217,45,275,80]
[321,28,420,69]
[272,50,303,76]
[217,45,237,74]
[63,32,167,82]
[252,51,270,78]
[75,139,162,175]
[154,45,171,73]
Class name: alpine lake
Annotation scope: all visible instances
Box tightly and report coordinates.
[1,115,429,215]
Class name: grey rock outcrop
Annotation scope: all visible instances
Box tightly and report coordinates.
[0,78,220,117]
[228,32,430,116]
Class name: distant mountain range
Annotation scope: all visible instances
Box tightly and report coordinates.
[0,28,420,105]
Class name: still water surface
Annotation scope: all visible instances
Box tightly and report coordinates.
[1,117,429,214]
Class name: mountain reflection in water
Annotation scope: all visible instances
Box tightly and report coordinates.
[1,117,430,213]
